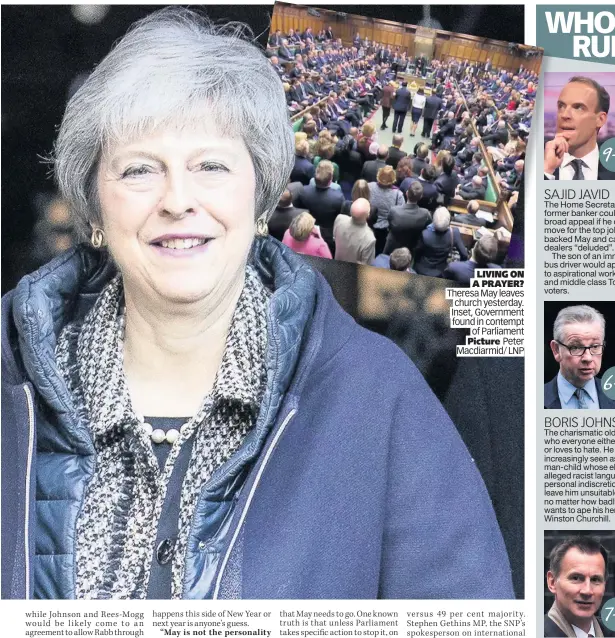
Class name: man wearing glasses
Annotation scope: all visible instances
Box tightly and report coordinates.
[545,305,615,409]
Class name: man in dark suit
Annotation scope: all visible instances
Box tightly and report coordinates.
[432,111,456,149]
[453,99,465,120]
[269,56,285,80]
[544,305,615,409]
[277,39,293,63]
[286,181,304,206]
[454,137,480,167]
[296,160,345,254]
[544,76,614,180]
[434,154,459,205]
[287,28,301,45]
[413,207,469,277]
[372,247,417,273]
[412,143,430,177]
[545,537,615,637]
[386,134,407,170]
[361,145,388,183]
[417,165,439,211]
[268,189,308,242]
[384,181,431,254]
[422,92,442,138]
[392,81,412,134]
[289,57,306,79]
[463,152,483,180]
[457,175,486,201]
[443,233,498,284]
[289,78,309,108]
[454,59,464,81]
[499,159,524,192]
[452,199,487,227]
[482,120,509,146]
[268,30,283,48]
[290,141,315,186]
[303,74,319,99]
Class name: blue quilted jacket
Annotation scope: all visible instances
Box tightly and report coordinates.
[1,237,514,599]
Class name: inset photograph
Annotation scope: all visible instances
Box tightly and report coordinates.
[544,302,615,409]
[268,2,542,282]
[544,72,615,180]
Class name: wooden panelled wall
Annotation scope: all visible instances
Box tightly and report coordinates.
[271,3,542,74]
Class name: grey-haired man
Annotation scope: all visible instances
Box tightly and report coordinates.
[545,305,614,409]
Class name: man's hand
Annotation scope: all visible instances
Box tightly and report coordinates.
[544,135,569,174]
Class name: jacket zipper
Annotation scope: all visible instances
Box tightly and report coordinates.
[212,408,296,599]
[23,383,36,600]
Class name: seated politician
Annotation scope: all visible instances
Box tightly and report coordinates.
[443,234,499,284]
[545,305,615,409]
[545,536,614,637]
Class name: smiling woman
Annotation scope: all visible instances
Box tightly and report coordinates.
[97,129,257,310]
[2,7,513,600]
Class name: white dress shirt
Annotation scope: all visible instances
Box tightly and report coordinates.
[557,372,599,409]
[546,145,599,180]
[572,619,596,638]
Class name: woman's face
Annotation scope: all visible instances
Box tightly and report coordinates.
[97,126,256,307]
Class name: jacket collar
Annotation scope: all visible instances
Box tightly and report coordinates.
[9,248,115,451]
[547,602,604,638]
[544,376,561,409]
[545,374,615,409]
[6,237,362,443]
[6,238,329,442]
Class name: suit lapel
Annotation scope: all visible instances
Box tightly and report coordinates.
[544,377,562,409]
[598,163,615,180]
[545,375,615,409]
[543,616,569,637]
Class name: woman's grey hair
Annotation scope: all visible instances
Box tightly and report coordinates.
[433,207,451,232]
[553,305,606,343]
[54,7,294,239]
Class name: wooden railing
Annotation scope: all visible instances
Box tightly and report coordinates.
[454,81,513,231]
[290,96,329,122]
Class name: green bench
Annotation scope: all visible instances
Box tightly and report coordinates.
[485,176,498,203]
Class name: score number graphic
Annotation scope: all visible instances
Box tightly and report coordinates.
[601,598,615,631]
[602,367,615,400]
[600,138,615,171]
